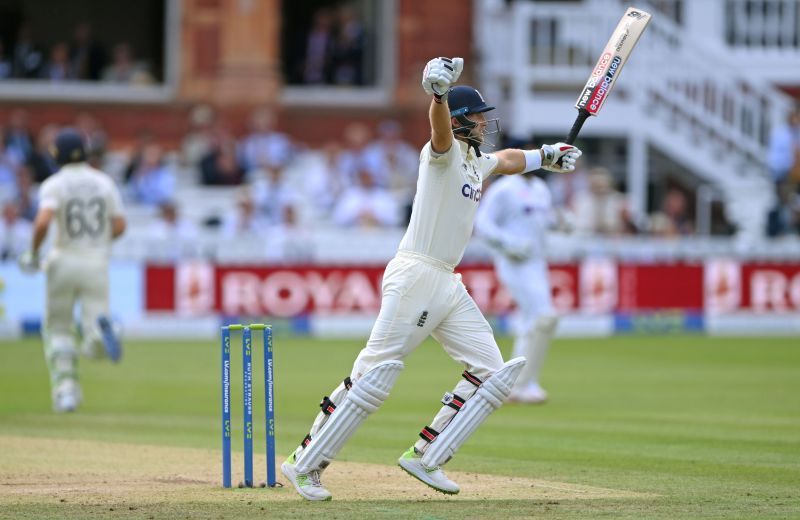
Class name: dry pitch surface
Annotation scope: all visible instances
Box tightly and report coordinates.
[0,435,648,514]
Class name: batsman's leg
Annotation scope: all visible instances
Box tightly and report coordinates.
[44,261,82,413]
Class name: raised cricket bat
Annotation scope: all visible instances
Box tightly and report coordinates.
[564,7,652,144]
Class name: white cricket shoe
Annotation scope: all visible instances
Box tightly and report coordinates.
[508,382,548,404]
[398,446,460,495]
[53,380,82,413]
[281,449,332,501]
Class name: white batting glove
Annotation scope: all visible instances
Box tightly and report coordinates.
[17,251,40,274]
[503,240,532,263]
[541,143,582,173]
[422,57,463,98]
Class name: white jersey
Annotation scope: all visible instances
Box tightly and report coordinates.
[475,175,554,260]
[38,163,124,260]
[398,140,498,267]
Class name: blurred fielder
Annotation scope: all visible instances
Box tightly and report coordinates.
[18,128,126,413]
[281,57,581,500]
[476,169,563,404]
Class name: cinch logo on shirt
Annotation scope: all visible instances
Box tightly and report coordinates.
[461,183,482,202]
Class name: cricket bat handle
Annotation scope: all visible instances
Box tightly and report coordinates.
[565,108,591,144]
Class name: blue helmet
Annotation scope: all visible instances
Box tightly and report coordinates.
[447,85,500,154]
[52,128,87,165]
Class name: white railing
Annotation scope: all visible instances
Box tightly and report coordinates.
[727,0,800,49]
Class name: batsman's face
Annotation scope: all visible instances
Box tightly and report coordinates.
[468,113,488,143]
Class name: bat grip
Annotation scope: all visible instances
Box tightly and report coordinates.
[565,109,591,144]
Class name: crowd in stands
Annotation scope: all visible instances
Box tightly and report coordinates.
[767,108,800,237]
[1,101,799,262]
[0,21,154,84]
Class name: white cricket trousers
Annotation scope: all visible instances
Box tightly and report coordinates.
[45,253,110,354]
[494,257,555,335]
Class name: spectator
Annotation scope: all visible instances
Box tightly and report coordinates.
[239,107,293,173]
[15,164,37,221]
[69,21,106,81]
[251,166,299,225]
[221,191,266,237]
[767,108,800,188]
[337,122,371,185]
[126,142,175,205]
[363,119,418,194]
[305,141,347,217]
[5,109,34,161]
[39,42,75,81]
[0,129,23,201]
[200,134,245,186]
[0,41,12,79]
[332,166,400,227]
[12,23,44,78]
[0,201,31,261]
[766,182,800,237]
[303,8,335,84]
[649,188,694,237]
[27,124,59,183]
[149,202,200,259]
[102,42,154,84]
[329,4,366,85]
[75,112,108,168]
[181,104,217,168]
[572,167,629,235]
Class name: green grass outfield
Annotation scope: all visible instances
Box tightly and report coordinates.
[1,335,799,519]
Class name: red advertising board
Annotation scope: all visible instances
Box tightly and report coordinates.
[143,261,800,316]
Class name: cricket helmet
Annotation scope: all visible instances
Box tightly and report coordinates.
[52,128,87,165]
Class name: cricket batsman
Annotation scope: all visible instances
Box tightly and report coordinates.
[281,57,582,500]
[18,128,126,413]
[476,168,563,404]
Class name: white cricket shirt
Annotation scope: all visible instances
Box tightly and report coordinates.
[475,174,554,260]
[398,139,498,267]
[38,163,124,259]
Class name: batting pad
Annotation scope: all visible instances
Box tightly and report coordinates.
[295,360,404,473]
[421,357,526,468]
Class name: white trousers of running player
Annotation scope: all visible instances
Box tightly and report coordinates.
[43,253,111,401]
[301,251,505,458]
[494,256,558,390]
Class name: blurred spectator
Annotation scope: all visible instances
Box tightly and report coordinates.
[75,112,108,169]
[27,123,59,183]
[15,164,37,221]
[0,129,23,201]
[649,188,694,237]
[338,122,371,185]
[332,167,399,227]
[239,107,293,173]
[12,23,44,78]
[200,134,246,186]
[126,142,175,205]
[363,119,418,195]
[0,41,12,79]
[306,141,347,216]
[69,21,106,81]
[149,202,200,259]
[0,201,31,260]
[102,42,154,84]
[251,166,299,225]
[221,191,267,237]
[303,8,334,84]
[181,104,217,168]
[572,167,630,235]
[5,109,34,161]
[548,162,590,210]
[329,4,366,85]
[39,42,75,81]
[766,182,800,237]
[767,108,800,188]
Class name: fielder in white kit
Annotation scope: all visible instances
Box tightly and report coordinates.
[282,57,582,500]
[476,171,561,404]
[18,128,126,413]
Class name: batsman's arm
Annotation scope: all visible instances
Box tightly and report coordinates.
[30,208,54,254]
[429,97,453,154]
[493,148,537,175]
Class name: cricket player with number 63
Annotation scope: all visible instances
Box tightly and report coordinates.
[18,128,126,413]
[282,57,582,501]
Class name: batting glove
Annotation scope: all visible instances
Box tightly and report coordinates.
[422,57,463,100]
[541,143,582,173]
[17,250,40,274]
